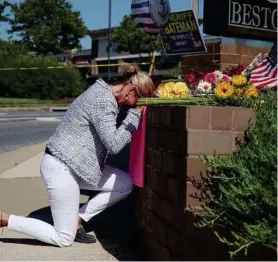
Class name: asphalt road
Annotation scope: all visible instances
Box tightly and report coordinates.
[0,111,64,122]
[0,111,65,154]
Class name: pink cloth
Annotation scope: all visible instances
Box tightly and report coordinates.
[129,106,147,188]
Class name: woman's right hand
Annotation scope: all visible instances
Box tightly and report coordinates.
[136,106,144,113]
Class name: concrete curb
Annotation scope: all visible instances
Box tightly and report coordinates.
[0,152,43,179]
[0,107,52,112]
[0,107,68,112]
[50,107,68,112]
[0,142,46,174]
[0,117,62,123]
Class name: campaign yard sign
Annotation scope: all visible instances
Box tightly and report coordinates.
[159,10,207,55]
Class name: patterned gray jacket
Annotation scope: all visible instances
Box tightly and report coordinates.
[46,78,141,186]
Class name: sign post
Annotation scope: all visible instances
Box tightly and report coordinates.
[159,10,207,55]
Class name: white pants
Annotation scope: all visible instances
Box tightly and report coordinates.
[8,153,133,247]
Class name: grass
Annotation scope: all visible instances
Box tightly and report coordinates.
[0,97,72,107]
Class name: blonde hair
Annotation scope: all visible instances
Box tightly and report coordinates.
[119,63,155,98]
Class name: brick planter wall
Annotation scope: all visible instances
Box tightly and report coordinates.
[181,43,270,74]
[133,105,260,261]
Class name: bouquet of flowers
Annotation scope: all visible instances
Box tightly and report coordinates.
[214,74,259,100]
[184,70,231,95]
[142,64,261,106]
[156,80,191,98]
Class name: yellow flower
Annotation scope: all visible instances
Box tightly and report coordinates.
[157,87,170,98]
[232,75,247,86]
[235,88,244,96]
[245,84,259,98]
[164,82,175,91]
[157,81,190,98]
[173,82,190,97]
[214,81,234,98]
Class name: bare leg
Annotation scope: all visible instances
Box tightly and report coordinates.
[77,217,84,229]
[0,211,9,227]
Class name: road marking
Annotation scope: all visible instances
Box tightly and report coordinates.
[0,117,35,122]
[0,120,58,126]
[0,117,61,124]
[36,117,61,122]
[0,113,7,115]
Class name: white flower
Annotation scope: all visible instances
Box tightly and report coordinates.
[197,81,212,93]
[214,70,223,80]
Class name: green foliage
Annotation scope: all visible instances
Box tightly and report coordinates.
[0,40,84,99]
[212,93,259,108]
[0,1,9,22]
[0,97,68,107]
[0,39,28,59]
[111,15,160,56]
[168,62,183,78]
[193,91,277,258]
[6,0,87,55]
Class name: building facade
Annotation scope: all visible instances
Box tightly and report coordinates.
[64,0,275,77]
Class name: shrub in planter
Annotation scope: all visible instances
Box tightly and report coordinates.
[193,91,277,258]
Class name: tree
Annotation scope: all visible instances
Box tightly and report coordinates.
[0,1,10,24]
[111,15,160,57]
[0,2,6,22]
[7,0,87,55]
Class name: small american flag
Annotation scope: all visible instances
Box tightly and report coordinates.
[250,43,277,90]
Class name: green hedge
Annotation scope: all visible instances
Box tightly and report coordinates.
[0,41,84,99]
[194,91,277,258]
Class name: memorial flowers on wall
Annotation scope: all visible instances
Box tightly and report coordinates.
[184,70,231,95]
[182,67,260,106]
[214,74,259,106]
[152,63,265,107]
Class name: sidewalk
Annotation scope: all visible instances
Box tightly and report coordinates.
[0,145,138,261]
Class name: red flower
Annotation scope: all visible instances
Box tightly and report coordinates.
[184,72,197,84]
[235,64,247,75]
[193,80,200,88]
[204,72,218,84]
[222,74,231,81]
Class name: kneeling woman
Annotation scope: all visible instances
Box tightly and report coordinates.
[0,63,154,247]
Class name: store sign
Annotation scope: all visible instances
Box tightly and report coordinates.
[75,59,89,65]
[73,56,90,65]
[229,0,277,31]
[106,42,119,53]
[204,0,277,41]
[160,10,207,55]
[97,39,129,58]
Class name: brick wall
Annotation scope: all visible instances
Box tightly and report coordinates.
[219,44,270,72]
[133,105,259,260]
[181,43,270,74]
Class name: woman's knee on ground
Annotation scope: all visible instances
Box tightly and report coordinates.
[55,230,76,247]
